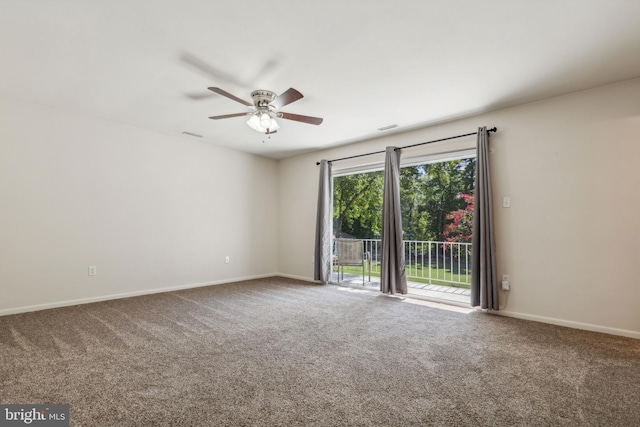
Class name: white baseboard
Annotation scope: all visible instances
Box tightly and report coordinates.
[494,310,640,340]
[0,273,279,317]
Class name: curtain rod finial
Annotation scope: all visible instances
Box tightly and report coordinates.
[488,127,497,132]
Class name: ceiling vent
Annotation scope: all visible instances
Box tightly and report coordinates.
[182,131,203,138]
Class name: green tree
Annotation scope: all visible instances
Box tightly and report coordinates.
[332,157,476,241]
[333,171,383,238]
[399,166,430,240]
[414,158,476,241]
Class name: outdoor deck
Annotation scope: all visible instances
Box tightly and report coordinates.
[332,273,471,304]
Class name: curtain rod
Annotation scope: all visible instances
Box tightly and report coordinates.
[316,127,497,165]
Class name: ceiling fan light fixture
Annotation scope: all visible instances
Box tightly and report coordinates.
[260,112,271,128]
[247,110,279,133]
[247,113,261,131]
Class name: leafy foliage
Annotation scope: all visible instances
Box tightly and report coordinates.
[333,170,383,238]
[333,158,476,241]
[441,193,474,243]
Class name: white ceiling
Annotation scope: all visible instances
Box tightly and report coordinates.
[2,1,640,159]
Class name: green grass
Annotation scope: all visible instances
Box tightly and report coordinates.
[335,263,471,289]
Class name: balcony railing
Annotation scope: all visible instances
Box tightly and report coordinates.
[360,239,471,288]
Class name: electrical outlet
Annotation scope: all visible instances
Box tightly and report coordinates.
[225,256,230,264]
[501,274,510,291]
[88,266,97,276]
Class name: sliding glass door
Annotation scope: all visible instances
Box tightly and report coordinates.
[332,154,475,304]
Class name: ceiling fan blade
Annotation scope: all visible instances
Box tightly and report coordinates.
[181,52,249,88]
[208,113,250,120]
[271,88,303,109]
[247,57,280,86]
[208,87,252,107]
[279,112,323,125]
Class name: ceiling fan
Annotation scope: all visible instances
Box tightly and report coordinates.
[208,87,323,134]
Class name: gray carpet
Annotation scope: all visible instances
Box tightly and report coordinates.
[0,277,638,426]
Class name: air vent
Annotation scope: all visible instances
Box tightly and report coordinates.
[182,131,203,138]
[377,124,398,131]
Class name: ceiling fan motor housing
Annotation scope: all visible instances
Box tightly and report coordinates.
[251,90,277,108]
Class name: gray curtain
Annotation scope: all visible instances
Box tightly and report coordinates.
[314,160,333,283]
[380,147,408,295]
[471,127,499,309]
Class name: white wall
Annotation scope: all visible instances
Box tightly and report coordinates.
[278,78,640,338]
[0,99,279,314]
